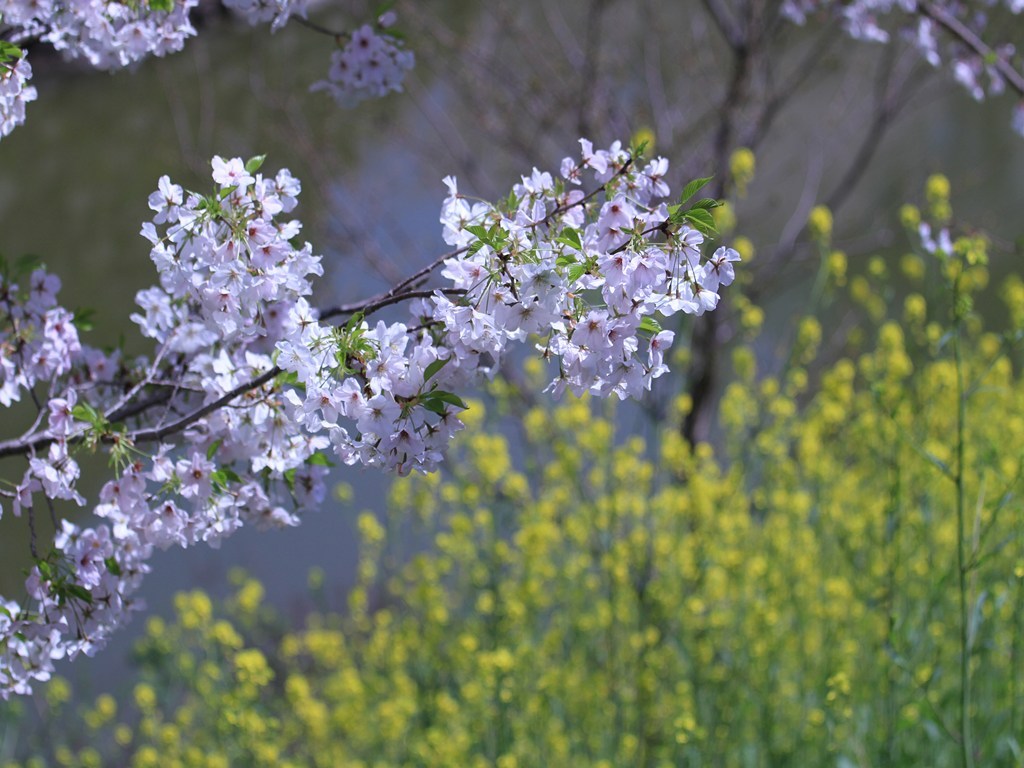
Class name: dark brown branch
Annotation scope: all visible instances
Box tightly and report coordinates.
[123,366,281,445]
[321,288,466,322]
[320,161,631,321]
[293,15,347,40]
[683,5,757,446]
[106,388,176,424]
[826,44,903,211]
[747,23,840,150]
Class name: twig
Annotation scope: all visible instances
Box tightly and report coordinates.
[683,2,755,445]
[124,366,281,445]
[104,340,172,422]
[293,15,347,40]
[321,288,466,322]
[917,0,1024,97]
[826,44,903,211]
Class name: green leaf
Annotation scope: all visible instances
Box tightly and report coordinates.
[568,264,587,284]
[464,224,491,241]
[464,223,509,252]
[72,403,104,427]
[679,176,713,206]
[73,307,96,332]
[245,154,267,174]
[307,452,334,467]
[65,584,93,604]
[556,254,577,268]
[0,42,24,61]
[682,209,718,237]
[206,439,223,461]
[200,194,226,215]
[689,198,722,211]
[556,227,582,252]
[430,391,468,410]
[420,389,468,415]
[211,468,240,490]
[639,316,663,335]
[149,0,173,12]
[423,356,450,383]
[420,398,447,416]
[105,557,122,577]
[0,41,24,62]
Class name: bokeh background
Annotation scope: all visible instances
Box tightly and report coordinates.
[0,1,1023,765]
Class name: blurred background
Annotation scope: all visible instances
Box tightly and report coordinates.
[0,1,1023,764]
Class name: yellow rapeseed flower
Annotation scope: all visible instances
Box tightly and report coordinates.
[807,205,833,243]
[729,147,756,196]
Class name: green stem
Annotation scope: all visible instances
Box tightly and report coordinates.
[952,288,975,768]
[884,444,901,766]
[1012,522,1023,737]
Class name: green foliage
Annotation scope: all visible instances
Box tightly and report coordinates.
[0,41,25,66]
[668,177,722,238]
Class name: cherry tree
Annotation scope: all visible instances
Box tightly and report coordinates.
[0,0,1020,698]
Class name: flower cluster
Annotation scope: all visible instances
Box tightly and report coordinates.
[0,51,36,138]
[136,155,320,349]
[0,0,199,142]
[0,140,736,696]
[132,153,331,526]
[0,267,81,408]
[0,4,416,142]
[432,140,739,400]
[276,140,738,474]
[310,16,415,105]
[2,0,199,71]
[0,265,135,695]
[781,0,1024,135]
[222,0,309,32]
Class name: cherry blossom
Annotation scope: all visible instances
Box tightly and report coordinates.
[782,0,1024,135]
[221,0,309,32]
[0,52,36,138]
[310,20,415,105]
[0,141,739,696]
[2,0,199,71]
[0,4,416,142]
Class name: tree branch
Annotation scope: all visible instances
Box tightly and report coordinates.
[683,3,757,446]
[293,15,347,40]
[0,162,634,462]
[917,0,1024,97]
[124,366,281,445]
[700,0,744,50]
[321,288,466,322]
